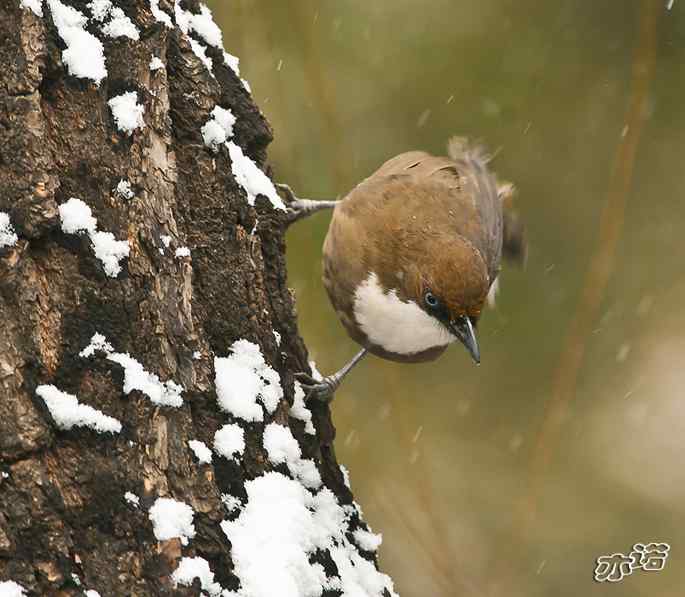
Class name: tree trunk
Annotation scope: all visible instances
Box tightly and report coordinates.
[0,2,396,595]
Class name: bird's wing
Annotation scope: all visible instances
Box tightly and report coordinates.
[371,151,432,177]
[363,147,504,283]
[444,139,503,282]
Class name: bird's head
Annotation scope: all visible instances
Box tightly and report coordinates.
[402,235,489,364]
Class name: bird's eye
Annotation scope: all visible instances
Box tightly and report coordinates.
[424,291,438,308]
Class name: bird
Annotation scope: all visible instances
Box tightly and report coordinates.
[278,137,526,402]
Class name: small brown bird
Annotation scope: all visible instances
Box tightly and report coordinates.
[279,138,525,402]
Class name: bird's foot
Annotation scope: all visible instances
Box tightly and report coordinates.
[275,183,338,225]
[295,371,340,404]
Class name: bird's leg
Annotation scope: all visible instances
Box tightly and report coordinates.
[275,183,340,225]
[296,348,368,404]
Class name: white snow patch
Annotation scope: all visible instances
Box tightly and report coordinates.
[226,142,285,210]
[201,121,227,150]
[124,491,140,507]
[174,246,190,258]
[148,497,195,545]
[223,52,240,74]
[295,459,321,491]
[212,107,236,136]
[214,339,283,422]
[188,439,212,464]
[308,360,324,382]
[20,0,43,17]
[221,494,242,513]
[58,197,97,234]
[150,0,172,26]
[353,528,383,552]
[108,92,145,135]
[90,231,131,277]
[263,422,300,465]
[80,333,183,407]
[58,198,130,276]
[84,591,101,597]
[263,423,321,489]
[114,179,134,199]
[339,464,351,488]
[101,7,140,40]
[160,235,172,248]
[201,106,236,150]
[273,330,281,346]
[213,424,245,461]
[290,381,315,435]
[192,350,201,360]
[344,501,364,519]
[173,1,213,75]
[173,1,221,47]
[188,37,213,74]
[36,384,122,433]
[0,580,27,596]
[173,0,191,32]
[88,0,111,21]
[173,3,232,79]
[106,352,182,404]
[48,0,107,85]
[221,472,398,597]
[78,332,113,357]
[189,4,222,47]
[223,52,251,93]
[172,557,223,596]
[106,352,183,406]
[149,56,164,71]
[0,212,18,248]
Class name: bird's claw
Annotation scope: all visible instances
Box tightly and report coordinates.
[276,182,338,225]
[275,182,297,203]
[295,371,338,404]
[275,183,308,224]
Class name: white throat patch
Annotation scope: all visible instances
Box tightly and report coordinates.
[353,272,455,355]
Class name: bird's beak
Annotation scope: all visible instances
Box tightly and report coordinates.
[450,316,480,364]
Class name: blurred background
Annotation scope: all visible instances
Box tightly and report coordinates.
[208,1,684,595]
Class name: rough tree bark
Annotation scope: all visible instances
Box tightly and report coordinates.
[0,1,395,595]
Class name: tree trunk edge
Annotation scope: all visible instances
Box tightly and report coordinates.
[0,2,395,596]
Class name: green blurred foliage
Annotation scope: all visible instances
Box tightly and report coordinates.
[208,1,685,595]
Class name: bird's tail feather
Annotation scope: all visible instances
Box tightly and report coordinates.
[448,136,527,266]
[497,182,527,266]
[446,136,492,172]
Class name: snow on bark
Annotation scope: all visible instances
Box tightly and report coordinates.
[148,497,196,546]
[0,212,18,248]
[227,142,286,210]
[80,333,184,406]
[108,92,145,135]
[48,0,107,84]
[58,198,130,277]
[221,473,398,597]
[213,424,245,461]
[214,340,283,422]
[36,384,122,433]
